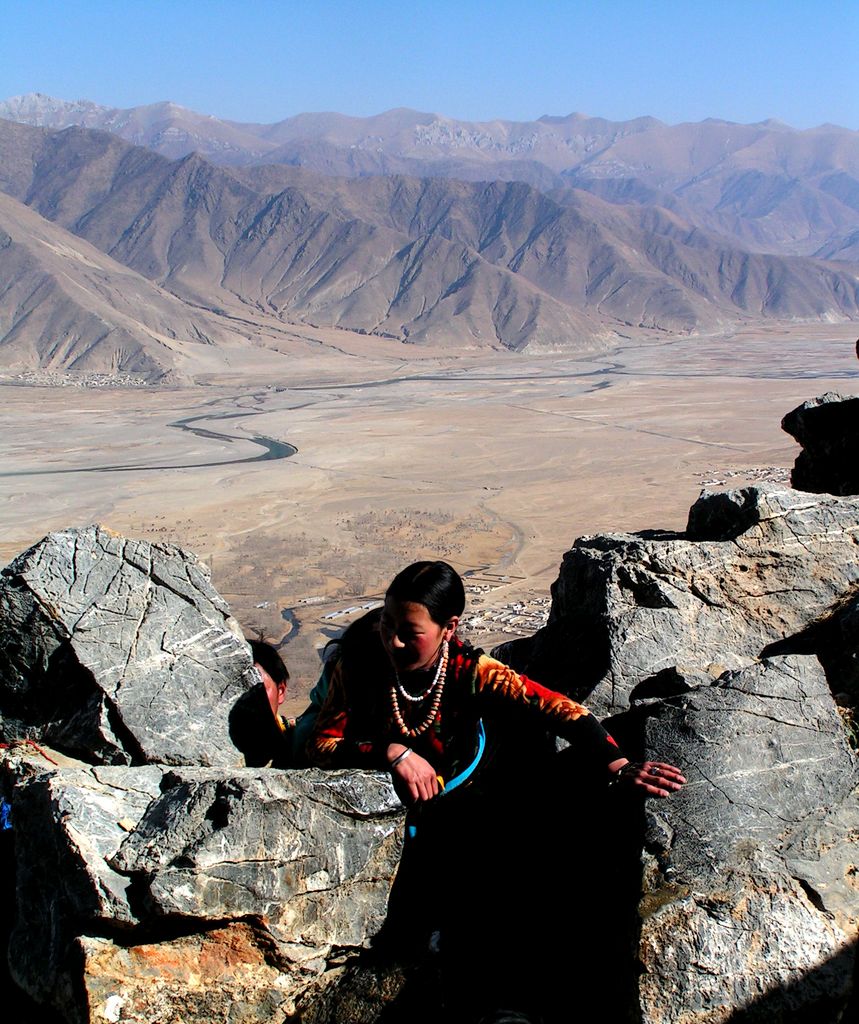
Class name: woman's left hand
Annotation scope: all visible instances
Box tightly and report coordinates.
[608,759,686,797]
[386,743,440,804]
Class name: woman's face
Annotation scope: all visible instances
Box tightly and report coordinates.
[380,598,457,673]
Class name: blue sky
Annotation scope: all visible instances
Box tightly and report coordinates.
[2,1,857,129]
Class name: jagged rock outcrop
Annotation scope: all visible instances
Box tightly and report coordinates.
[0,525,409,1024]
[635,654,857,1021]
[8,759,167,1006]
[112,768,403,963]
[500,484,859,717]
[782,391,859,495]
[494,479,858,1021]
[4,751,404,1023]
[0,524,257,766]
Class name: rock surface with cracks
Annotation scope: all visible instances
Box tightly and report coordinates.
[635,654,857,1022]
[499,483,859,718]
[491,417,859,1021]
[3,748,406,1023]
[0,524,257,766]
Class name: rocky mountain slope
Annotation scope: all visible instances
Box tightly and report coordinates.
[0,119,602,356]
[5,93,859,259]
[1,116,858,378]
[0,191,250,381]
[232,166,859,329]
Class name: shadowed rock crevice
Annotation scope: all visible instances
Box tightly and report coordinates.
[722,939,859,1023]
[761,586,859,706]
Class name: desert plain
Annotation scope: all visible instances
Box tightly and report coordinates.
[2,322,857,712]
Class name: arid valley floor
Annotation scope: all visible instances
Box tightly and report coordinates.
[2,323,857,712]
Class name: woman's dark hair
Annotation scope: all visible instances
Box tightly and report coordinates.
[324,607,389,680]
[248,639,289,685]
[324,607,383,659]
[385,561,465,624]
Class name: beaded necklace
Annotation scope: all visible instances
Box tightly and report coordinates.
[390,639,449,737]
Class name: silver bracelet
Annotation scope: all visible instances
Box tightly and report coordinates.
[608,761,641,786]
[389,748,413,769]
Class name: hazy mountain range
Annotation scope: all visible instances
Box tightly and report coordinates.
[1,93,858,382]
[6,93,859,259]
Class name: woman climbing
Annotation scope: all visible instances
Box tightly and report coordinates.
[303,561,686,1022]
[305,559,684,800]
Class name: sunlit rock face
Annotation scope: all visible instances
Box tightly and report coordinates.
[494,485,857,1018]
[5,755,404,1023]
[0,524,408,1023]
[499,483,859,717]
[0,524,257,766]
[635,654,857,1022]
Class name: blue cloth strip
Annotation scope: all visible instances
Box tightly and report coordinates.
[404,719,486,841]
[441,719,486,794]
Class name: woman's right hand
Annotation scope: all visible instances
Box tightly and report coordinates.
[386,743,440,804]
[608,758,686,797]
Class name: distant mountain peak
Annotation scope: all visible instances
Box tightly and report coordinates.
[0,92,111,124]
[756,117,793,129]
[538,112,582,123]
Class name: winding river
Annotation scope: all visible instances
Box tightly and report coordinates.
[6,337,853,479]
[0,409,297,477]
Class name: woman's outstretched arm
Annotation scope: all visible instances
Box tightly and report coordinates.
[474,654,685,797]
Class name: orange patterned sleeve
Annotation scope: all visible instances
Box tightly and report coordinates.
[473,654,620,762]
[305,659,352,766]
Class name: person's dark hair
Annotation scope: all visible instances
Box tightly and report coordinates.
[385,561,465,624]
[324,607,389,680]
[248,639,289,685]
[325,607,383,659]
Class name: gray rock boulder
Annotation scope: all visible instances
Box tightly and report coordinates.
[638,655,856,881]
[638,872,853,1023]
[8,756,165,1008]
[113,767,404,966]
[5,747,405,1023]
[782,392,859,495]
[493,481,859,1020]
[0,527,414,1024]
[634,654,858,1022]
[0,525,257,766]
[502,484,859,715]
